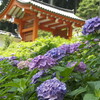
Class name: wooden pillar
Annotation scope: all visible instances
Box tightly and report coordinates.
[32,15,39,41]
[19,21,25,41]
[68,24,73,39]
[52,28,57,36]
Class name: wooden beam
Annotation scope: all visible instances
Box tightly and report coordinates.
[40,20,55,26]
[49,22,63,28]
[39,25,55,32]
[24,9,36,15]
[22,15,34,21]
[56,25,68,30]
[32,15,39,41]
[22,27,33,33]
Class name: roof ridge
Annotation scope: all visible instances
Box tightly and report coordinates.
[33,0,74,13]
[0,0,10,14]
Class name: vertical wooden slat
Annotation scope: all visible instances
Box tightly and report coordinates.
[32,15,39,41]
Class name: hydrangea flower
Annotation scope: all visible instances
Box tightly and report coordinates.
[94,39,100,42]
[0,56,17,61]
[0,57,6,61]
[31,70,45,84]
[67,62,86,73]
[75,62,87,72]
[9,56,17,60]
[82,17,100,35]
[69,43,80,53]
[17,60,30,69]
[44,47,66,61]
[58,43,80,54]
[29,55,56,70]
[37,77,67,100]
[10,60,20,66]
[59,44,70,54]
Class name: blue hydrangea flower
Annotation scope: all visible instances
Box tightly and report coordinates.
[0,58,6,61]
[59,44,70,54]
[31,70,45,84]
[44,47,66,61]
[10,60,20,66]
[37,77,67,100]
[82,17,100,35]
[29,55,57,70]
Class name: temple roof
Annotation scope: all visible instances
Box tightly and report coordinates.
[0,0,84,22]
[17,0,84,21]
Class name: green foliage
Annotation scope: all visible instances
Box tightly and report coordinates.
[3,35,12,50]
[0,32,99,99]
[77,0,99,19]
[0,36,80,59]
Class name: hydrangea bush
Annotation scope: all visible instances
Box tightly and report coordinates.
[37,77,67,100]
[82,16,100,35]
[0,17,100,100]
[29,55,57,70]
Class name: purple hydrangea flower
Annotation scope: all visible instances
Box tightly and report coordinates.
[69,43,80,53]
[44,47,66,61]
[67,62,86,73]
[37,77,67,100]
[29,55,57,70]
[0,56,17,61]
[31,70,45,84]
[82,17,100,35]
[94,39,100,42]
[66,62,77,67]
[75,62,87,72]
[9,56,17,60]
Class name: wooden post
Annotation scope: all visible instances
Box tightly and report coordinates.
[68,24,73,39]
[19,21,25,41]
[32,15,39,41]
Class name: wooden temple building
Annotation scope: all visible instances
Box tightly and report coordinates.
[0,0,85,42]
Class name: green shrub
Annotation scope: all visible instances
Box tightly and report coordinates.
[3,35,12,50]
[0,36,80,59]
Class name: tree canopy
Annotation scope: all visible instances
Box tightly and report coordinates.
[76,0,99,19]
